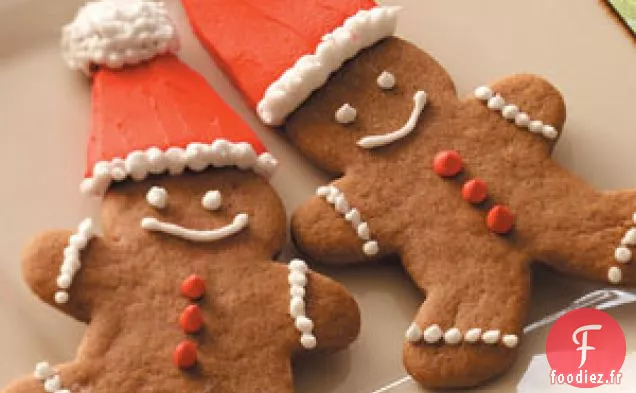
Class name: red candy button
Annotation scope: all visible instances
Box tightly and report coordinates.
[433,150,463,177]
[180,305,204,334]
[181,275,205,300]
[174,340,198,370]
[487,205,515,234]
[462,179,488,204]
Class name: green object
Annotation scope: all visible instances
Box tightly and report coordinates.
[608,0,636,34]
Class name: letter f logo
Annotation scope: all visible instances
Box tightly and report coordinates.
[572,324,602,368]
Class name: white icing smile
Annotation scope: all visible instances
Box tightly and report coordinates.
[141,213,249,242]
[357,90,428,149]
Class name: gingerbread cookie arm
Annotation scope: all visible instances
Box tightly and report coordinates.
[467,74,566,152]
[292,179,388,264]
[515,185,636,286]
[401,235,530,388]
[21,224,108,322]
[302,270,361,352]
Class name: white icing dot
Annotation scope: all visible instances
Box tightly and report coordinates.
[622,228,636,246]
[615,247,632,264]
[78,218,94,237]
[528,120,544,134]
[345,209,362,227]
[422,324,443,344]
[34,362,54,381]
[608,267,622,284]
[501,105,519,120]
[125,150,149,181]
[300,333,317,349]
[487,95,505,110]
[63,247,79,261]
[335,103,357,124]
[482,330,501,344]
[295,316,314,333]
[54,291,69,305]
[290,285,306,298]
[474,86,493,101]
[444,327,462,345]
[515,112,530,127]
[334,194,350,214]
[69,233,88,249]
[165,147,187,175]
[405,323,423,343]
[43,375,61,393]
[288,271,307,287]
[377,71,396,90]
[316,186,330,197]
[357,222,371,240]
[502,334,519,348]
[201,190,222,211]
[326,187,339,204]
[464,328,482,343]
[542,125,558,140]
[56,274,72,290]
[362,240,379,256]
[146,186,168,209]
[289,297,305,318]
[633,212,636,223]
[289,259,308,273]
[146,147,167,175]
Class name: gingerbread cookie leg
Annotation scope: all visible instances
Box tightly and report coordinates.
[401,236,530,389]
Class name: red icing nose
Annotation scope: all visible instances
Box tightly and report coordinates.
[181,275,206,300]
[180,305,204,334]
[462,179,488,204]
[433,150,463,177]
[174,340,198,369]
[487,205,515,234]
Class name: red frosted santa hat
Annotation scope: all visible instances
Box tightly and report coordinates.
[181,0,400,126]
[61,0,278,197]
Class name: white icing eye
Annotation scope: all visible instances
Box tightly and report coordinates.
[377,71,396,90]
[202,190,222,211]
[146,186,168,209]
[335,103,357,124]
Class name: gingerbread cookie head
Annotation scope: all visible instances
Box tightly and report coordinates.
[2,2,361,393]
[101,169,286,258]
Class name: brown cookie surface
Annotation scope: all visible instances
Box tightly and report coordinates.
[287,37,636,388]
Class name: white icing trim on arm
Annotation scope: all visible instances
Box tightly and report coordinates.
[55,218,96,304]
[141,213,248,242]
[256,6,400,126]
[61,0,179,75]
[357,90,427,149]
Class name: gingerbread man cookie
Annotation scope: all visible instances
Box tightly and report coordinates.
[2,1,359,392]
[182,0,636,388]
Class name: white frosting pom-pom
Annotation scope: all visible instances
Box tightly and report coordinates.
[61,0,179,75]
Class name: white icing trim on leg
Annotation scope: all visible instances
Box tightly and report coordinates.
[256,6,400,126]
[316,185,380,256]
[473,86,560,141]
[405,323,519,348]
[287,259,317,350]
[607,212,635,285]
[33,362,72,392]
[55,218,96,304]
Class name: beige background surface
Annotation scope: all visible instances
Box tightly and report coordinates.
[0,0,634,392]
